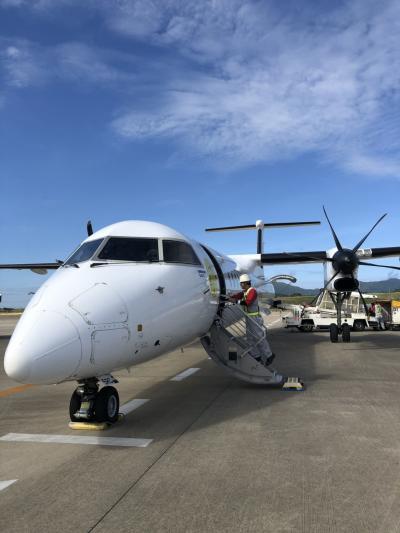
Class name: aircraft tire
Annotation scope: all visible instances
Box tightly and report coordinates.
[69,390,82,422]
[342,323,351,343]
[329,323,339,343]
[94,386,120,423]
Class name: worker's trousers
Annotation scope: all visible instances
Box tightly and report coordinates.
[245,315,273,363]
[377,316,385,330]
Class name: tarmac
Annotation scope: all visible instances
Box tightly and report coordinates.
[1,312,400,532]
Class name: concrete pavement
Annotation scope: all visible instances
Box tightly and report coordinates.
[1,314,400,532]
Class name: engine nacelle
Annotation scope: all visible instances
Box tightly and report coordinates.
[324,248,359,292]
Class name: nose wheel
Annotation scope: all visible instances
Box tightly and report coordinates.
[69,379,120,424]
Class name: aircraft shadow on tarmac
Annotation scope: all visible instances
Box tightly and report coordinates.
[1,328,400,441]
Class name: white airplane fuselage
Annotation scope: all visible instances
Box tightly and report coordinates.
[4,221,267,385]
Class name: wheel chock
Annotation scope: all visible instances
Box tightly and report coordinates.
[282,377,304,391]
[68,414,124,431]
[69,421,110,431]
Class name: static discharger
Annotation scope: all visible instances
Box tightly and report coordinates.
[69,414,125,431]
[282,377,304,391]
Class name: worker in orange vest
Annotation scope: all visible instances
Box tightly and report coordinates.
[230,274,275,366]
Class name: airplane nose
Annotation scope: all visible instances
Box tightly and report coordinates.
[4,310,82,384]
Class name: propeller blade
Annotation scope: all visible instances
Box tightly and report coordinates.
[323,206,343,251]
[358,260,400,271]
[352,213,387,252]
[87,220,93,236]
[322,270,339,292]
[308,288,324,308]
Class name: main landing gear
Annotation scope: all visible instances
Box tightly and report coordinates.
[69,377,120,424]
[329,322,351,343]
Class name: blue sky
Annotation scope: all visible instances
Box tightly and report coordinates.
[1,0,400,306]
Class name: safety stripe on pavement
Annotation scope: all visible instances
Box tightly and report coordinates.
[0,480,17,492]
[170,368,200,381]
[0,384,34,398]
[119,399,149,416]
[0,433,152,448]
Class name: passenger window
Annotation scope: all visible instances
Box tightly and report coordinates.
[98,238,159,262]
[163,240,201,265]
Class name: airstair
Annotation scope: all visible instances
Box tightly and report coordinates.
[201,303,284,385]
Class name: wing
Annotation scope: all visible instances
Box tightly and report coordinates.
[260,251,328,264]
[0,263,60,274]
[260,246,400,265]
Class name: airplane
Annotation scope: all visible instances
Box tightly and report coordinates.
[2,211,399,424]
[260,208,400,343]
[1,217,319,425]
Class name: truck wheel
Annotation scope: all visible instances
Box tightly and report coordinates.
[342,323,351,343]
[353,321,365,332]
[330,324,339,343]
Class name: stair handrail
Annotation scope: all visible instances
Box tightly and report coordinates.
[215,302,268,359]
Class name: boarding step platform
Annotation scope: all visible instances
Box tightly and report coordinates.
[201,303,284,386]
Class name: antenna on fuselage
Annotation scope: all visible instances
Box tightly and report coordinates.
[205,219,321,254]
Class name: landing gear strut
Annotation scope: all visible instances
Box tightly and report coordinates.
[69,378,120,423]
[328,291,351,343]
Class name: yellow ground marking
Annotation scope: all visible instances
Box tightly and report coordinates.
[0,384,34,398]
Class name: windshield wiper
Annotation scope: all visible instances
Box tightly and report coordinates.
[90,262,108,268]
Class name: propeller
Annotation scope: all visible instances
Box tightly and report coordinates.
[323,206,343,251]
[322,207,400,292]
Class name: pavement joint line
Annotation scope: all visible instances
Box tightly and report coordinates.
[0,384,34,398]
[0,479,17,491]
[119,398,150,416]
[170,367,200,381]
[87,379,233,532]
[0,433,153,448]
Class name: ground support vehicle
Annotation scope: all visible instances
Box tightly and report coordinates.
[282,291,378,333]
[373,300,400,330]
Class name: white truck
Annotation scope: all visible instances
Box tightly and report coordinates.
[282,291,378,332]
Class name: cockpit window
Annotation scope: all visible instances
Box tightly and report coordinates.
[65,239,104,265]
[98,237,159,262]
[163,240,201,265]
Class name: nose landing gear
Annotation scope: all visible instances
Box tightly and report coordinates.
[328,291,352,343]
[69,378,120,424]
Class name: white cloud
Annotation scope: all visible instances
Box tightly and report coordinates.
[0,0,73,9]
[56,42,133,84]
[2,0,400,177]
[1,42,48,87]
[344,154,400,178]
[0,39,136,89]
[105,0,400,175]
[0,0,26,6]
